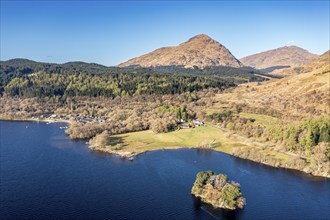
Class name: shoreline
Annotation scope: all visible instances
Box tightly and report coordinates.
[88,142,330,178]
[92,146,329,178]
[88,145,189,160]
[0,117,70,124]
[1,118,328,178]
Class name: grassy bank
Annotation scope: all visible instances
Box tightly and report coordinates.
[111,126,246,155]
[91,125,290,163]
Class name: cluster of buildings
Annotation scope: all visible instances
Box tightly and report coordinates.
[71,115,108,124]
[32,114,68,121]
[32,114,109,124]
[180,119,205,129]
[49,114,68,121]
[33,114,204,128]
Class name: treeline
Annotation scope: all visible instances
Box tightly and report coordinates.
[268,116,330,155]
[205,111,234,122]
[206,110,330,157]
[0,59,266,95]
[152,65,264,81]
[4,72,236,98]
[202,110,329,175]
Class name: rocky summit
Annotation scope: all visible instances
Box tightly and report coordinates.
[118,34,242,69]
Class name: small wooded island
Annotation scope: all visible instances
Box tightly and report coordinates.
[191,171,246,210]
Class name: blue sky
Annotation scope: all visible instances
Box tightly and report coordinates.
[1,1,329,66]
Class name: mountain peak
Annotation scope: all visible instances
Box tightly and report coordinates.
[187,34,214,42]
[118,35,242,68]
[240,46,318,70]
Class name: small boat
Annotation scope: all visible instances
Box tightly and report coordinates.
[128,157,134,161]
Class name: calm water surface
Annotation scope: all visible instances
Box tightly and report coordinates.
[1,121,329,220]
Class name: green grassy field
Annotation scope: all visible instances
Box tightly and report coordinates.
[112,126,246,155]
[106,121,290,163]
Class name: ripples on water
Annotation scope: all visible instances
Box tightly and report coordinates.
[0,121,329,220]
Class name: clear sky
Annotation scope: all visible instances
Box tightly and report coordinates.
[1,0,329,66]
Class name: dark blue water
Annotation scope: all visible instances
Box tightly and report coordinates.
[0,121,329,220]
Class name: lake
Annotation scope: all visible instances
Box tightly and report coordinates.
[1,121,329,220]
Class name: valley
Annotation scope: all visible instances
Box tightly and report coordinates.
[0,36,329,178]
[1,1,329,219]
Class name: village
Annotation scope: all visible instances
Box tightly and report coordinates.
[32,113,205,129]
[32,114,109,124]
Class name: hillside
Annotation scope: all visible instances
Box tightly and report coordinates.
[213,50,330,118]
[118,34,242,69]
[0,58,267,97]
[0,58,268,95]
[269,50,329,77]
[240,46,318,72]
[191,52,329,177]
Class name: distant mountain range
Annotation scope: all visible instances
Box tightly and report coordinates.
[240,46,318,72]
[2,34,324,76]
[118,34,243,69]
[118,34,321,73]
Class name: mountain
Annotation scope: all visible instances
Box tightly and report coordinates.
[266,50,329,77]
[118,34,242,69]
[216,50,330,118]
[240,46,318,72]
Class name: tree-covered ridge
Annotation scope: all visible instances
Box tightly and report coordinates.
[204,111,330,156]
[191,171,245,210]
[201,110,330,176]
[0,59,267,95]
[269,116,330,153]
[4,72,238,98]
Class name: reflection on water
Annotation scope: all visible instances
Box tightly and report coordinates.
[1,121,329,220]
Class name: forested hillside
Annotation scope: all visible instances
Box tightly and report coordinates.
[4,72,237,98]
[0,59,265,97]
